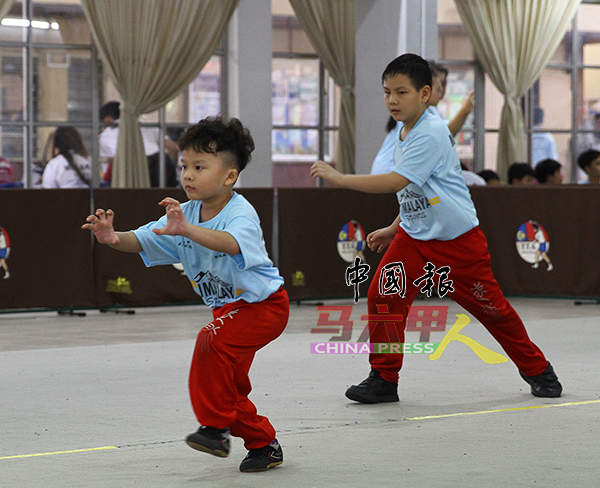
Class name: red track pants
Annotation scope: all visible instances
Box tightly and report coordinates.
[189,288,289,450]
[368,226,549,383]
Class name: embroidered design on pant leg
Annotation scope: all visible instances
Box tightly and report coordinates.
[200,309,239,351]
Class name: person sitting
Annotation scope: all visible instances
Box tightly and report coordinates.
[0,157,14,186]
[508,162,536,185]
[534,159,563,184]
[41,127,92,189]
[460,162,486,186]
[99,101,179,187]
[576,149,600,184]
[478,169,501,185]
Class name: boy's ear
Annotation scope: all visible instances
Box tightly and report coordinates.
[225,168,239,186]
[421,85,432,104]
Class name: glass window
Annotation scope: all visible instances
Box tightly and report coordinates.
[271,0,339,187]
[35,48,92,122]
[186,55,221,123]
[272,58,319,127]
[0,50,25,123]
[31,1,90,45]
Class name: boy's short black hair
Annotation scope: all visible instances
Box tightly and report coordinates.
[178,116,255,172]
[534,159,561,183]
[478,169,500,184]
[577,149,600,171]
[100,101,120,121]
[382,53,432,92]
[508,162,535,184]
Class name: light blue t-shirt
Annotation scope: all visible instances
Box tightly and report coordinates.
[371,122,401,175]
[426,106,450,126]
[393,110,479,241]
[133,192,283,308]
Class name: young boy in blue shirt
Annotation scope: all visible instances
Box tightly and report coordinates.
[311,53,562,403]
[83,116,289,472]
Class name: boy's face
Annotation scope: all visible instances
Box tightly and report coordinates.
[383,73,431,127]
[584,156,600,181]
[512,174,536,185]
[180,148,238,202]
[429,73,446,106]
[547,169,563,184]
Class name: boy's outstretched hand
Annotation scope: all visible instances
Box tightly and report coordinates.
[310,161,344,186]
[367,226,396,253]
[153,197,189,236]
[82,209,119,245]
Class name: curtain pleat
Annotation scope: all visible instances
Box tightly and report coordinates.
[455,0,580,181]
[289,0,356,174]
[81,0,238,187]
[0,0,14,21]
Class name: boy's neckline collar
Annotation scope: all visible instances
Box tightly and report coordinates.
[398,109,429,142]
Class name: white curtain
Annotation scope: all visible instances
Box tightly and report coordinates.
[81,0,238,188]
[0,0,14,21]
[288,0,355,174]
[455,0,581,181]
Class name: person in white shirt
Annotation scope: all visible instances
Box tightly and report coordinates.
[41,127,91,189]
[99,101,178,187]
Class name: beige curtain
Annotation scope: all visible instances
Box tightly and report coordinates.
[288,0,355,174]
[455,0,580,181]
[81,0,238,188]
[0,0,14,21]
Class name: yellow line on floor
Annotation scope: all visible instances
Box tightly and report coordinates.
[405,399,600,421]
[0,446,118,460]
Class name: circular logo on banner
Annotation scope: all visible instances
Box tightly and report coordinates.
[515,221,553,270]
[337,220,367,263]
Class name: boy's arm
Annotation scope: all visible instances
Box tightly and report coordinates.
[152,198,240,255]
[448,91,474,137]
[82,209,143,253]
[310,161,411,193]
[367,213,402,253]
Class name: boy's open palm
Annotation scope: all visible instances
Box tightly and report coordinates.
[82,209,119,245]
[153,197,189,236]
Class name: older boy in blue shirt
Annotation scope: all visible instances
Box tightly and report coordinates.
[311,54,561,403]
[83,116,288,472]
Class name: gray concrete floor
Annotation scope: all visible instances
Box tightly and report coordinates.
[1,297,599,487]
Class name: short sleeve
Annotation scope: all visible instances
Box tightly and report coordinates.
[224,215,268,271]
[132,217,181,266]
[393,132,442,187]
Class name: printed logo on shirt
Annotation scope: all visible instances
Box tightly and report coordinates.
[398,188,436,223]
[515,220,554,271]
[191,270,235,307]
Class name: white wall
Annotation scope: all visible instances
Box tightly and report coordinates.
[227,0,273,187]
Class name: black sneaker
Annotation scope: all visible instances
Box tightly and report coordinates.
[239,439,283,472]
[185,426,230,457]
[345,369,399,404]
[519,362,562,398]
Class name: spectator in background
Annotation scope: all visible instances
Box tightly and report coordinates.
[99,101,178,187]
[478,169,501,185]
[460,162,486,186]
[577,149,600,184]
[427,60,475,137]
[0,157,14,186]
[531,108,558,168]
[534,159,563,184]
[370,116,400,175]
[508,162,536,185]
[41,127,92,189]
